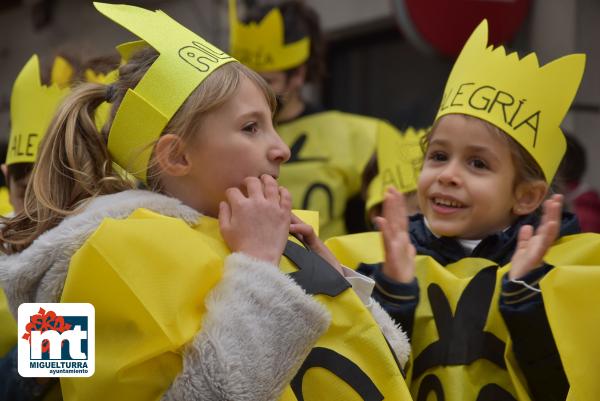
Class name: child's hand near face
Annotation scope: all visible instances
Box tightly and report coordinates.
[289,213,344,275]
[375,187,416,284]
[509,194,563,280]
[219,175,292,265]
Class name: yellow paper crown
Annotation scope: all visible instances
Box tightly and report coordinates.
[228,0,309,72]
[366,125,426,212]
[50,56,75,88]
[84,68,118,85]
[6,55,70,166]
[93,2,236,182]
[436,20,585,182]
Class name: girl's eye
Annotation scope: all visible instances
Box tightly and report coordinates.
[470,158,488,169]
[428,151,447,162]
[242,122,258,135]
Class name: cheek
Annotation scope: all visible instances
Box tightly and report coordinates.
[416,178,429,210]
[220,156,256,186]
[417,168,432,193]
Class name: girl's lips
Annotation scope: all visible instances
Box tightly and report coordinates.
[429,197,466,215]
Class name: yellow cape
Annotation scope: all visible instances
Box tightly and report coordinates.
[327,231,600,400]
[60,208,411,400]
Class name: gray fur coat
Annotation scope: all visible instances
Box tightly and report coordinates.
[0,190,409,401]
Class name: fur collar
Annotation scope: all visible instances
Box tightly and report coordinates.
[0,190,201,316]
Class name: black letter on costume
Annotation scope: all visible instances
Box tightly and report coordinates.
[416,374,445,401]
[283,241,350,297]
[287,133,328,163]
[291,347,384,401]
[412,266,507,380]
[476,384,517,401]
[302,183,334,221]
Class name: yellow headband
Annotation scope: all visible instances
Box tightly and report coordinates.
[366,125,426,212]
[94,2,236,182]
[436,20,585,182]
[228,0,309,72]
[6,55,70,166]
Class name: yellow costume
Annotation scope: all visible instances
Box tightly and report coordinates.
[326,230,600,400]
[278,113,396,238]
[54,204,411,401]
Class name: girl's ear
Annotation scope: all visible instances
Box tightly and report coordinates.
[154,134,191,177]
[513,180,548,215]
[1,164,8,182]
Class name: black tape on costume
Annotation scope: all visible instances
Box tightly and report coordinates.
[283,240,350,297]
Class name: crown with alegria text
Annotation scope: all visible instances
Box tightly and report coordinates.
[93,3,236,182]
[6,55,70,165]
[366,125,426,212]
[435,20,585,182]
[228,0,309,72]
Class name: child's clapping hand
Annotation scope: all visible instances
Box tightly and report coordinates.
[509,194,563,280]
[375,187,416,284]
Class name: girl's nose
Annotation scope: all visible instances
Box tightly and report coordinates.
[268,131,291,164]
[437,161,461,186]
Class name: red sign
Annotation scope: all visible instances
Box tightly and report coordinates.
[391,0,532,57]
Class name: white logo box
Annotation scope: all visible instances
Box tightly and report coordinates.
[18,303,95,377]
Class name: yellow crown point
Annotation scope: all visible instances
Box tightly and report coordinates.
[6,55,70,166]
[228,0,309,72]
[436,19,585,182]
[506,51,519,63]
[366,125,427,212]
[93,2,236,182]
[84,68,118,84]
[116,40,147,62]
[521,52,540,69]
[50,56,75,88]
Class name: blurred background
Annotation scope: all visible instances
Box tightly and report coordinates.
[0,0,598,187]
